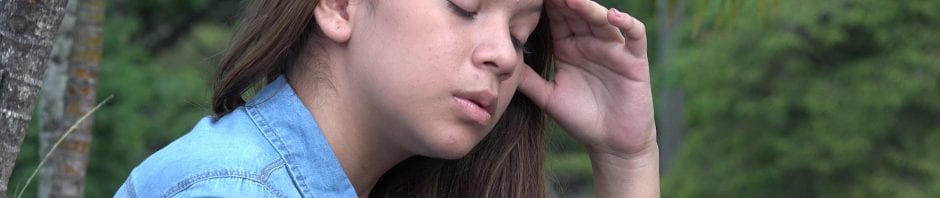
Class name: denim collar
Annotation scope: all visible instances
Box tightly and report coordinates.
[244,75,358,197]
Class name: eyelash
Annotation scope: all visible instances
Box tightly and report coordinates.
[447,1,532,55]
[447,1,477,19]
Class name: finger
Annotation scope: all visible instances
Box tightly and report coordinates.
[546,0,591,38]
[559,1,592,36]
[546,0,572,39]
[609,9,647,57]
[517,64,554,109]
[567,0,625,42]
[564,13,592,36]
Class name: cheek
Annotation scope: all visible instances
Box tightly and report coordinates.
[359,7,466,81]
[492,71,523,120]
[350,12,462,90]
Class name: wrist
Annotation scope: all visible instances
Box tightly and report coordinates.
[587,142,660,197]
[588,142,659,170]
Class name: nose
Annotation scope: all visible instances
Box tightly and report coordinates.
[471,25,520,81]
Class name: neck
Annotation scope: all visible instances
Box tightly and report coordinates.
[288,60,412,197]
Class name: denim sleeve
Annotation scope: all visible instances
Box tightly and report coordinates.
[115,177,286,198]
[169,178,286,198]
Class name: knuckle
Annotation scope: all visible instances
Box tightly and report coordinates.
[633,19,647,32]
[633,19,646,29]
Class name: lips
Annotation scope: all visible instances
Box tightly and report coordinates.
[453,91,497,125]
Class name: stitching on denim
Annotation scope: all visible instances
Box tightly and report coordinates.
[162,169,287,198]
[246,103,313,196]
[260,158,286,182]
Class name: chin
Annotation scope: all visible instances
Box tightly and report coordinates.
[435,148,473,160]
[422,125,489,160]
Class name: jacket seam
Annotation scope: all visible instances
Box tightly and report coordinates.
[247,104,314,197]
[260,158,286,182]
[162,160,288,198]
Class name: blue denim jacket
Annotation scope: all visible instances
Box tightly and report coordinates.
[115,76,358,197]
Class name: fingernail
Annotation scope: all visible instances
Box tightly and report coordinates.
[612,8,626,18]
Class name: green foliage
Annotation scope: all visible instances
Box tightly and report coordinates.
[82,17,229,197]
[664,0,940,197]
[7,13,232,198]
[111,0,240,52]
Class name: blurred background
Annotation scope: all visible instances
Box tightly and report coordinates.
[6,0,939,197]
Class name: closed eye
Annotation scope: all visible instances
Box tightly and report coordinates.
[447,0,532,55]
[447,1,476,19]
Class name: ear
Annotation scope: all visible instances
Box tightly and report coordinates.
[314,0,353,43]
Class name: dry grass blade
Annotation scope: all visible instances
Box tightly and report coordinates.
[15,95,114,198]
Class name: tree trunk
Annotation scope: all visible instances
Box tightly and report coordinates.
[656,0,686,174]
[37,0,102,196]
[0,0,70,195]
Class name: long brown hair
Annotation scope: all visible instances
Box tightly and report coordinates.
[212,1,554,197]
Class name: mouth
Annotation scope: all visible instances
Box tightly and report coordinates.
[453,91,497,126]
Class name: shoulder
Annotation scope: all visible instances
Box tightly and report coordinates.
[117,172,294,198]
[139,109,275,172]
[117,108,301,197]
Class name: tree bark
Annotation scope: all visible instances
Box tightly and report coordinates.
[37,0,102,196]
[656,0,685,174]
[0,0,70,195]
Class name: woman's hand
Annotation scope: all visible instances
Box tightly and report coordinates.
[520,0,655,161]
[518,0,659,196]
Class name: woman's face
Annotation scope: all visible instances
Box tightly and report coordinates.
[343,0,543,159]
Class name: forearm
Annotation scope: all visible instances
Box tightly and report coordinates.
[589,143,660,198]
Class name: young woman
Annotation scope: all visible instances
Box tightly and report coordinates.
[116,0,658,197]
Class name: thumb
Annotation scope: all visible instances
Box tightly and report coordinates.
[518,64,555,109]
